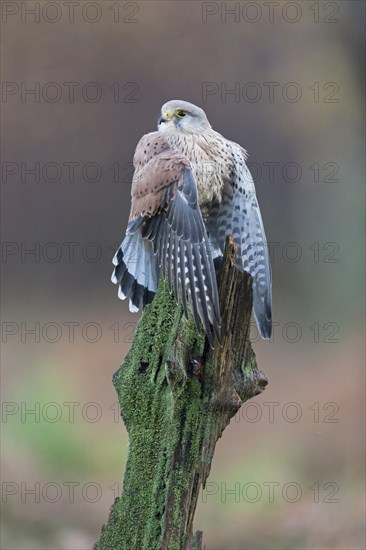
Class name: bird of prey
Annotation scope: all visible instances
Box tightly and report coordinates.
[112,100,272,347]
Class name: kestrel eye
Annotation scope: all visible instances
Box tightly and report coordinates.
[177,111,187,118]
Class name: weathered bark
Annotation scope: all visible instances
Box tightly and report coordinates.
[95,237,268,550]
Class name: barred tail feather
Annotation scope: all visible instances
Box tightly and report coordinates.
[111,229,159,312]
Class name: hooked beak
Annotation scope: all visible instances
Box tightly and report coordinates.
[158,115,168,125]
[158,111,173,125]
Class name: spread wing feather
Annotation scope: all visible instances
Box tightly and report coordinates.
[142,168,221,347]
[112,132,221,348]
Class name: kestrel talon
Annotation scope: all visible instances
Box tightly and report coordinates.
[112,100,272,347]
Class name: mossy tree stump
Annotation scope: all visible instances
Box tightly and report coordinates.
[95,237,268,550]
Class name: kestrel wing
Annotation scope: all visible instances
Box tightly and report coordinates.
[126,132,221,347]
[216,144,272,339]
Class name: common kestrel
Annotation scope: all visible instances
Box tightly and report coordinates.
[112,100,272,347]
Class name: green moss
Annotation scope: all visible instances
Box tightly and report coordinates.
[95,279,206,550]
[182,315,205,355]
[95,265,261,550]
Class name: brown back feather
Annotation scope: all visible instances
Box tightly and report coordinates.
[130,132,191,221]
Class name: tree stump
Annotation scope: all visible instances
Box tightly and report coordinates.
[95,236,268,550]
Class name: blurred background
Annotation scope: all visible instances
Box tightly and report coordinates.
[1,1,365,548]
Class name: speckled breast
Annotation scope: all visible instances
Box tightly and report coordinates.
[164,132,232,210]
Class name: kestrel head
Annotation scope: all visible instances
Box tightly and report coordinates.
[158,100,211,134]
